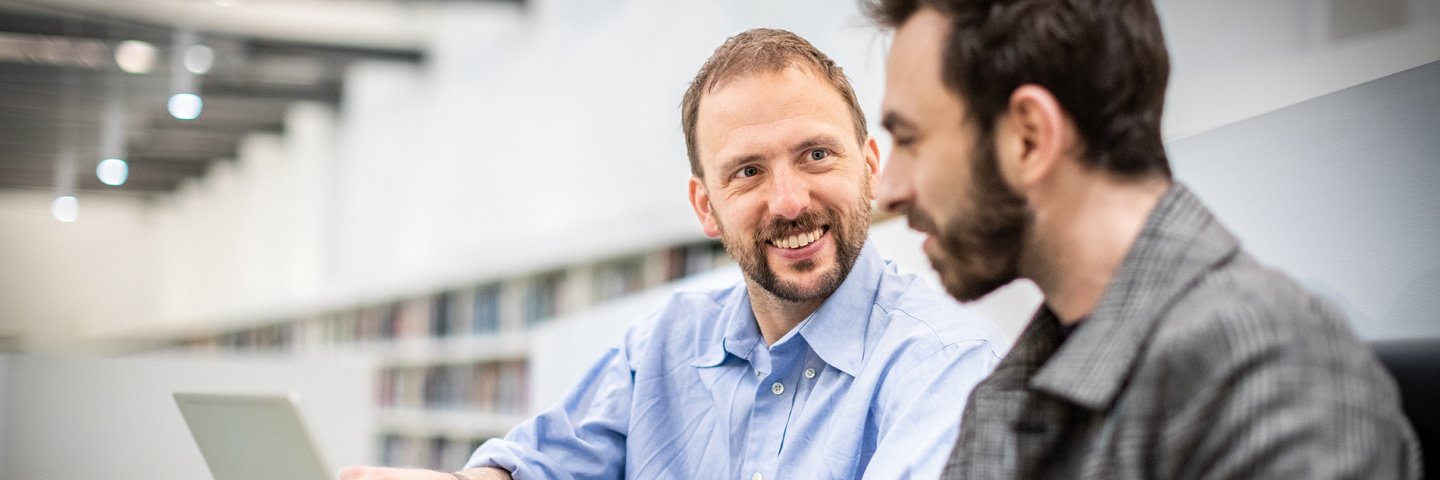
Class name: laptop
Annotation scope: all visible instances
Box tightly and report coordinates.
[174,392,334,480]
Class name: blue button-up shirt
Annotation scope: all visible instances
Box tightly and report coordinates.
[467,241,1007,480]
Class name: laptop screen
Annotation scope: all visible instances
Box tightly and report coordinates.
[174,392,333,480]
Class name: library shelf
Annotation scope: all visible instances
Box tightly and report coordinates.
[162,238,732,468]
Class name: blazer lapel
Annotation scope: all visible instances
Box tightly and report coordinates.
[1030,183,1242,411]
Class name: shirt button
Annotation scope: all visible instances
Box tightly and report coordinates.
[752,473,763,480]
[754,369,761,376]
[804,368,816,379]
[771,382,784,395]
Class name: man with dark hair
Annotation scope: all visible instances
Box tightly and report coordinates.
[340,28,1006,480]
[868,0,1422,479]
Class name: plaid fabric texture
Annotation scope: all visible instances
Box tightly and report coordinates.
[940,183,1422,480]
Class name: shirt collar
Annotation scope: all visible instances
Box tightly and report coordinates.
[692,240,886,378]
[796,240,884,377]
[692,287,760,368]
[1028,182,1242,410]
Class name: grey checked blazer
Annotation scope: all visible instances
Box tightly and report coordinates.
[940,183,1422,480]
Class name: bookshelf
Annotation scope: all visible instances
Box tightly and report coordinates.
[169,239,731,469]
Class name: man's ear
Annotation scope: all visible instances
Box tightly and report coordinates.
[689,176,721,238]
[863,135,881,198]
[995,84,1069,192]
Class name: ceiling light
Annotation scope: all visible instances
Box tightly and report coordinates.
[185,44,214,74]
[168,93,203,120]
[114,40,156,74]
[97,159,129,186]
[52,196,79,223]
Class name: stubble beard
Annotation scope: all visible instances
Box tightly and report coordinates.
[922,135,1031,302]
[715,178,872,303]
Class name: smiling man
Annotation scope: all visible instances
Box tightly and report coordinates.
[339,29,1006,480]
[868,0,1421,479]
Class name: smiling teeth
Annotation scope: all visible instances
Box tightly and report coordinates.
[770,228,824,249]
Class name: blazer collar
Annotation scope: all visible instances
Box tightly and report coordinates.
[1028,183,1242,410]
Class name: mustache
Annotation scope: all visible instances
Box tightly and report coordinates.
[905,207,938,236]
[755,210,833,243]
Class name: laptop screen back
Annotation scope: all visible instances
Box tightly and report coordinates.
[174,393,333,480]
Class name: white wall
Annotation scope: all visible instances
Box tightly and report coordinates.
[0,191,159,351]
[148,102,337,335]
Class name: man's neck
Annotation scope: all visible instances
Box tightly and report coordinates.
[745,281,825,346]
[1023,165,1170,325]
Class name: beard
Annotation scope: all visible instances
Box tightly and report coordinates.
[714,177,872,303]
[913,134,1031,302]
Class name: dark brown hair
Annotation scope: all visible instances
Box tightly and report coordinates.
[681,28,868,178]
[868,0,1173,178]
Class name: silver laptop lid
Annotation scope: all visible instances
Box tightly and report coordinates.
[174,392,333,480]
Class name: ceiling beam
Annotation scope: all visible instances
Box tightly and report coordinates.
[1,0,520,52]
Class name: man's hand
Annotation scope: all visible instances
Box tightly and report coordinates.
[337,466,513,480]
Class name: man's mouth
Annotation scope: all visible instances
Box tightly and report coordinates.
[768,226,828,249]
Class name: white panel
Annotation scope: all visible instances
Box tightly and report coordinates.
[0,354,374,480]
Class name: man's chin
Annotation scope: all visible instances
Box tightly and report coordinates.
[758,262,846,302]
[940,277,989,303]
[930,252,1008,303]
[766,250,829,281]
[769,275,831,300]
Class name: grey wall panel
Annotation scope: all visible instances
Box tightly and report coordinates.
[1168,61,1440,340]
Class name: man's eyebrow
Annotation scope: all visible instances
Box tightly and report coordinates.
[791,133,845,153]
[717,153,764,177]
[881,112,911,133]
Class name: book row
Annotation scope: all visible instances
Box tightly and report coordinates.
[378,360,529,412]
[177,240,727,353]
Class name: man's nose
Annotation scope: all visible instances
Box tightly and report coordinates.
[874,157,913,214]
[768,167,811,220]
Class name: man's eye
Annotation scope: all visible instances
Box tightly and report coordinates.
[808,149,828,161]
[736,165,760,178]
[893,137,915,148]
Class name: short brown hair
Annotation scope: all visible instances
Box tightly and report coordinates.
[681,28,868,178]
[867,0,1173,178]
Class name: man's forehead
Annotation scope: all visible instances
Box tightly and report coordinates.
[701,65,838,119]
[883,9,960,127]
[707,62,814,95]
[697,68,854,162]
[894,8,951,54]
[886,12,948,88]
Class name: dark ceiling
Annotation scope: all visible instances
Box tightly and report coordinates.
[0,1,427,196]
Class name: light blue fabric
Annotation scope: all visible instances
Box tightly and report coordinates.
[466,241,1008,480]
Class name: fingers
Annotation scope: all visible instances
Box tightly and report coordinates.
[336,465,453,480]
[336,465,376,480]
[336,465,512,480]
[457,467,515,480]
